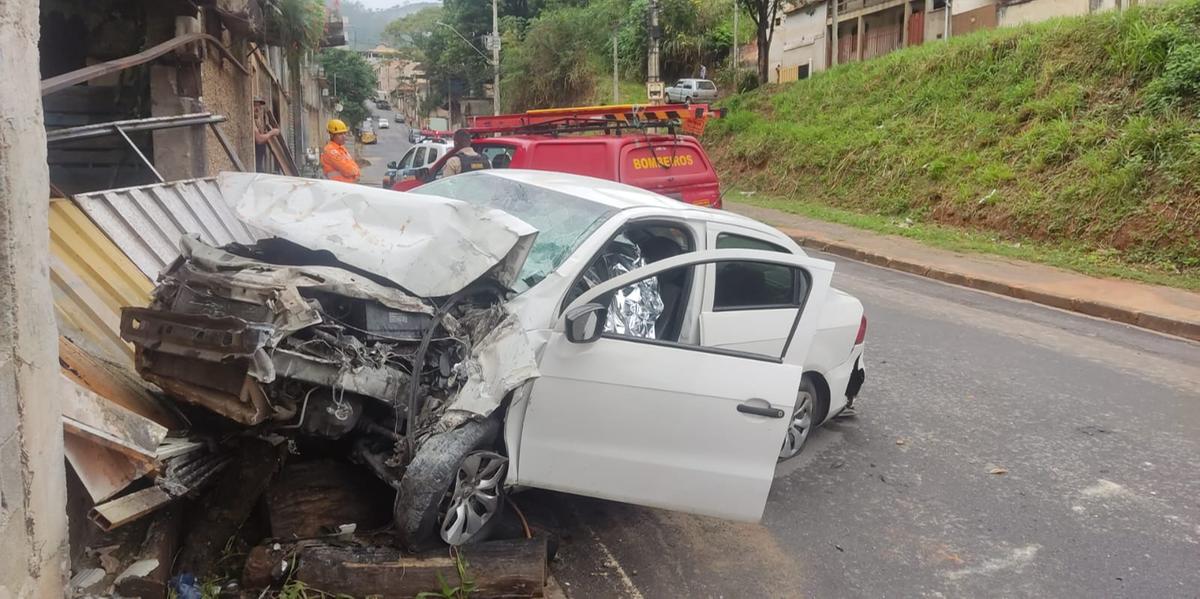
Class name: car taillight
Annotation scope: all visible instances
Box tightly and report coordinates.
[854,315,867,345]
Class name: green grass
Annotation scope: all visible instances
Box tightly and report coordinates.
[588,77,650,105]
[735,191,1200,290]
[706,0,1200,289]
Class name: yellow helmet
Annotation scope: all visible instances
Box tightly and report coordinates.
[327,119,349,134]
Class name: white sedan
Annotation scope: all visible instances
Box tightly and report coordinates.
[125,170,866,549]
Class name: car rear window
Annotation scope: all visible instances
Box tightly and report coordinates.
[621,143,711,184]
[698,81,716,90]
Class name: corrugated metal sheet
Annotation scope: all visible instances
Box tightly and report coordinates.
[72,177,257,279]
[49,198,154,364]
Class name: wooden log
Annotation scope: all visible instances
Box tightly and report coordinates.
[265,460,394,540]
[174,437,285,575]
[113,505,182,598]
[277,538,547,599]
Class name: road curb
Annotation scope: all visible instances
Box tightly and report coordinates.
[786,233,1200,343]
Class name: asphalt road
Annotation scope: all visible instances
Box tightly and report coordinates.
[531,251,1200,598]
[356,102,412,187]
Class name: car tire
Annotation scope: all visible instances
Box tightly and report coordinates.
[395,417,506,551]
[779,376,823,460]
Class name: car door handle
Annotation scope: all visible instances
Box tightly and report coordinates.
[737,402,785,419]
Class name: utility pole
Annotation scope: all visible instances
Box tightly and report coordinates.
[491,0,500,115]
[647,0,663,102]
[613,31,619,103]
[732,0,738,72]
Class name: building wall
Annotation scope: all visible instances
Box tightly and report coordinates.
[200,32,253,175]
[770,3,828,81]
[998,0,1090,26]
[953,3,999,35]
[0,0,70,596]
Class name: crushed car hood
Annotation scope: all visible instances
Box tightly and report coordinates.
[219,172,538,297]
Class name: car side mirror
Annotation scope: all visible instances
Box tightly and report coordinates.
[564,303,607,344]
[387,161,399,169]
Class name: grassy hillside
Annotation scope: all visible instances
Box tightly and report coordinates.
[706,0,1200,287]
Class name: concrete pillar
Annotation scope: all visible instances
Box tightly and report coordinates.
[856,15,865,61]
[0,0,71,597]
[830,0,839,66]
[903,1,912,46]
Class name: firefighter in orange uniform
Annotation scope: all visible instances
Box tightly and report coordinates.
[321,119,360,183]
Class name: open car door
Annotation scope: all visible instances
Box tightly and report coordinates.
[515,249,834,521]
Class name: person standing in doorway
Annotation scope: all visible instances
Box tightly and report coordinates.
[252,97,280,172]
[321,119,360,183]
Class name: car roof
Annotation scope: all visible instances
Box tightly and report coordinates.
[465,169,780,234]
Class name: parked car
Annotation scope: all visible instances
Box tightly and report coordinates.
[379,118,390,129]
[395,113,406,123]
[382,139,453,188]
[393,134,723,208]
[665,78,718,104]
[122,170,866,550]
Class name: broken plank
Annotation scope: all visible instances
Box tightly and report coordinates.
[248,542,549,597]
[62,374,168,462]
[64,433,154,503]
[90,486,172,531]
[59,336,179,428]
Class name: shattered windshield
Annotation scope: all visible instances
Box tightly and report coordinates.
[418,174,619,292]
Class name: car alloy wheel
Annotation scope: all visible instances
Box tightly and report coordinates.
[779,388,814,459]
[439,450,507,546]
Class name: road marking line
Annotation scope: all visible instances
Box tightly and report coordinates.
[590,533,645,599]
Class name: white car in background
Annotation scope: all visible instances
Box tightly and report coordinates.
[379,118,390,129]
[666,78,719,104]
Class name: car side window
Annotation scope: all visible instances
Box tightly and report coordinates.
[413,147,428,167]
[480,146,514,168]
[713,261,802,310]
[715,233,788,253]
[429,148,441,162]
[715,233,803,311]
[399,147,416,168]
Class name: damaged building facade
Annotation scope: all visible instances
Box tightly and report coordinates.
[41,0,343,193]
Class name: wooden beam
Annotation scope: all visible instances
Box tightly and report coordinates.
[89,486,172,531]
[244,539,548,599]
[42,32,250,96]
[62,375,168,463]
[903,1,912,46]
[857,15,865,61]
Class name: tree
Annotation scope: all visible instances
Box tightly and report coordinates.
[383,6,444,61]
[738,0,782,82]
[318,49,378,131]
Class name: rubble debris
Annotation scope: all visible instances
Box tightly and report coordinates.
[242,538,548,599]
[175,438,286,575]
[112,506,181,598]
[87,442,230,531]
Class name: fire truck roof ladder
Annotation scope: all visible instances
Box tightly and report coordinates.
[468,103,725,137]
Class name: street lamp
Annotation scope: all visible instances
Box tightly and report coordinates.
[436,12,500,116]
